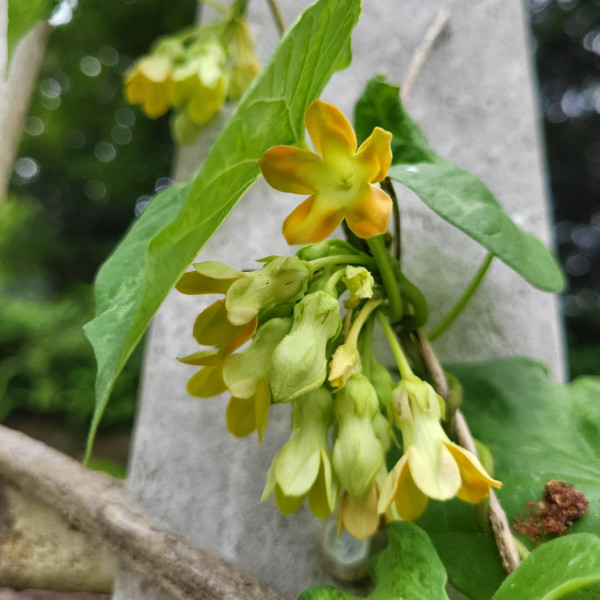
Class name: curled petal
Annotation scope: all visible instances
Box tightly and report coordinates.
[344,185,392,239]
[307,450,338,520]
[259,146,323,194]
[443,442,502,503]
[282,196,343,245]
[305,99,357,158]
[274,486,305,515]
[355,127,393,183]
[177,349,220,366]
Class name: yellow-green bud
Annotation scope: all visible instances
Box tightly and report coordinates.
[343,266,374,308]
[269,291,341,403]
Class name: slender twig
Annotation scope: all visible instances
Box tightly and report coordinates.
[381,177,401,263]
[401,9,450,104]
[265,0,286,37]
[428,252,494,341]
[0,425,287,600]
[415,330,521,574]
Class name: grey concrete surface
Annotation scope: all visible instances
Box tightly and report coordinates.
[114,1,565,598]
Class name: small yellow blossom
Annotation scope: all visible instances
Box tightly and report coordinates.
[125,54,173,119]
[378,378,501,521]
[259,99,393,245]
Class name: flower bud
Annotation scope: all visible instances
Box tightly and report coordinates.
[343,265,374,308]
[269,291,341,403]
[332,374,383,496]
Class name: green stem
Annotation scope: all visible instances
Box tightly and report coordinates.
[308,253,375,274]
[513,537,531,560]
[376,312,416,381]
[367,236,403,323]
[428,253,494,341]
[266,0,286,36]
[357,314,375,379]
[347,300,383,346]
[381,177,401,264]
[324,267,346,297]
[199,0,228,16]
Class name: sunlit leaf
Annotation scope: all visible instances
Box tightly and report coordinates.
[84,0,361,458]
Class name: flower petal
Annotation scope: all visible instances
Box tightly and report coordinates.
[282,195,343,245]
[274,441,321,498]
[408,442,461,501]
[177,349,220,366]
[338,484,380,540]
[378,453,428,521]
[259,146,323,194]
[274,486,306,515]
[307,452,338,520]
[176,261,243,295]
[226,396,256,438]
[193,300,256,353]
[355,127,393,183]
[254,378,271,443]
[344,185,392,239]
[443,442,502,503]
[305,99,357,158]
[186,365,226,398]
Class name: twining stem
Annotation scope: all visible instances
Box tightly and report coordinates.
[309,253,375,273]
[376,312,415,381]
[265,0,286,37]
[324,267,346,297]
[428,252,494,341]
[415,328,521,574]
[367,236,403,323]
[381,177,401,263]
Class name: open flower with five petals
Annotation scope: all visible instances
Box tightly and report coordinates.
[378,377,501,521]
[259,99,393,245]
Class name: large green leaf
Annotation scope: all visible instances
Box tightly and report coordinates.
[83,0,361,458]
[298,522,448,600]
[492,534,600,600]
[354,76,565,293]
[418,358,600,600]
[7,0,57,69]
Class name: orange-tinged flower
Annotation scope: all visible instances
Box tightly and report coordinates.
[259,100,393,245]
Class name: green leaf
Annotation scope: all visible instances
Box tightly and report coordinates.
[354,75,435,164]
[7,0,57,69]
[492,534,600,600]
[418,358,600,600]
[354,75,565,293]
[83,0,361,459]
[388,161,565,292]
[298,522,448,600]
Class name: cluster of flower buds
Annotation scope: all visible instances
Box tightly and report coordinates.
[177,238,501,540]
[125,8,259,144]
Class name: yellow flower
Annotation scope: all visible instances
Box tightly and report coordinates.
[125,54,173,119]
[377,378,501,521]
[259,99,393,245]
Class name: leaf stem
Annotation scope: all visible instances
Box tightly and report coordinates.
[376,312,415,381]
[367,236,403,323]
[428,252,494,341]
[265,0,286,37]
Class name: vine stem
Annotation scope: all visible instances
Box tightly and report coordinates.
[428,252,494,341]
[367,236,403,323]
[401,9,450,103]
[415,329,521,574]
[265,0,286,37]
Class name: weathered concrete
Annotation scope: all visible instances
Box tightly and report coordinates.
[115,0,565,598]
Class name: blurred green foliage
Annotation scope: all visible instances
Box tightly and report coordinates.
[2,0,195,431]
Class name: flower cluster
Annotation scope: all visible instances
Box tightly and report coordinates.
[125,12,259,144]
[177,99,500,540]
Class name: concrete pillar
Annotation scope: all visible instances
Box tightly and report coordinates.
[114,1,564,598]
